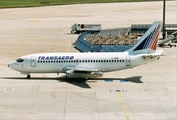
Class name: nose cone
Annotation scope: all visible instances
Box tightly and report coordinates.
[8,62,14,68]
[8,61,19,70]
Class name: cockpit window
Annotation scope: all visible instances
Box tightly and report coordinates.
[16,58,24,62]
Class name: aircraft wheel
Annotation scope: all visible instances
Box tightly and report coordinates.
[27,75,31,79]
[159,44,163,47]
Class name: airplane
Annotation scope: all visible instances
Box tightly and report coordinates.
[8,21,163,79]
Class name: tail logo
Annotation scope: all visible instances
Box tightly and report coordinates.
[133,25,161,51]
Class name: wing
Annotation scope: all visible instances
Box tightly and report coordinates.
[64,66,101,72]
[63,66,103,78]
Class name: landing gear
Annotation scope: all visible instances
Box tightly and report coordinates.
[27,75,31,79]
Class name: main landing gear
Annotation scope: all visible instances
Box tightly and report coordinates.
[27,75,31,79]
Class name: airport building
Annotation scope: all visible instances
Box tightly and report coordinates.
[74,28,136,52]
[74,24,177,52]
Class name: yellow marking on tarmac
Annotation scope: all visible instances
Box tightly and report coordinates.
[122,104,125,107]
[118,92,122,97]
[118,92,123,102]
[118,92,130,120]
[126,116,130,120]
[120,98,123,102]
[30,20,38,22]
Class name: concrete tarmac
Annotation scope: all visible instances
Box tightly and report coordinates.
[0,1,176,120]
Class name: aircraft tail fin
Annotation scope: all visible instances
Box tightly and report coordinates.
[128,21,162,54]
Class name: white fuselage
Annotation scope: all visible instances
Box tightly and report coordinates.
[8,52,157,75]
[8,21,163,78]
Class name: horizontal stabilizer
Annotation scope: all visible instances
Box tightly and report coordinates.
[141,50,163,59]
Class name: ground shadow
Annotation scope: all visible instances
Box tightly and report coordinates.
[90,76,143,83]
[1,76,142,88]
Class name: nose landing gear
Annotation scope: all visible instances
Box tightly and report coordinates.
[27,75,31,79]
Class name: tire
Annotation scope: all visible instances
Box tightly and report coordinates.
[27,75,31,79]
[81,24,84,29]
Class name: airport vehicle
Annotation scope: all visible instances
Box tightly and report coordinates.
[158,35,176,47]
[158,31,177,47]
[172,37,177,43]
[71,24,101,34]
[8,21,163,79]
[172,31,177,43]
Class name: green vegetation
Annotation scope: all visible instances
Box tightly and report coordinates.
[0,0,161,8]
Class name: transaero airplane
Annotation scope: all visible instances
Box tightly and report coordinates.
[8,21,163,79]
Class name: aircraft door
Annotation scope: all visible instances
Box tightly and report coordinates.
[126,56,131,66]
[75,59,79,65]
[30,56,36,67]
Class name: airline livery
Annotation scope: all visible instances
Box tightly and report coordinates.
[8,21,163,79]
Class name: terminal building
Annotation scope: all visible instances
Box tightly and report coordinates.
[74,28,137,52]
[74,24,177,52]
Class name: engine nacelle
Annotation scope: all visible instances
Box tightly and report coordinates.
[66,70,103,78]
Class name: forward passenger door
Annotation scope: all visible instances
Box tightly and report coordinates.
[30,56,36,67]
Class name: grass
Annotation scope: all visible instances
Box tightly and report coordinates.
[0,0,162,8]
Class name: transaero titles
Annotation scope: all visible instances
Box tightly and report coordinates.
[38,56,74,61]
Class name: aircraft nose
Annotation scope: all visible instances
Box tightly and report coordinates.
[8,63,13,68]
[8,62,16,69]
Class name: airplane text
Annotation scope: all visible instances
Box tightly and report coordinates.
[38,56,74,61]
